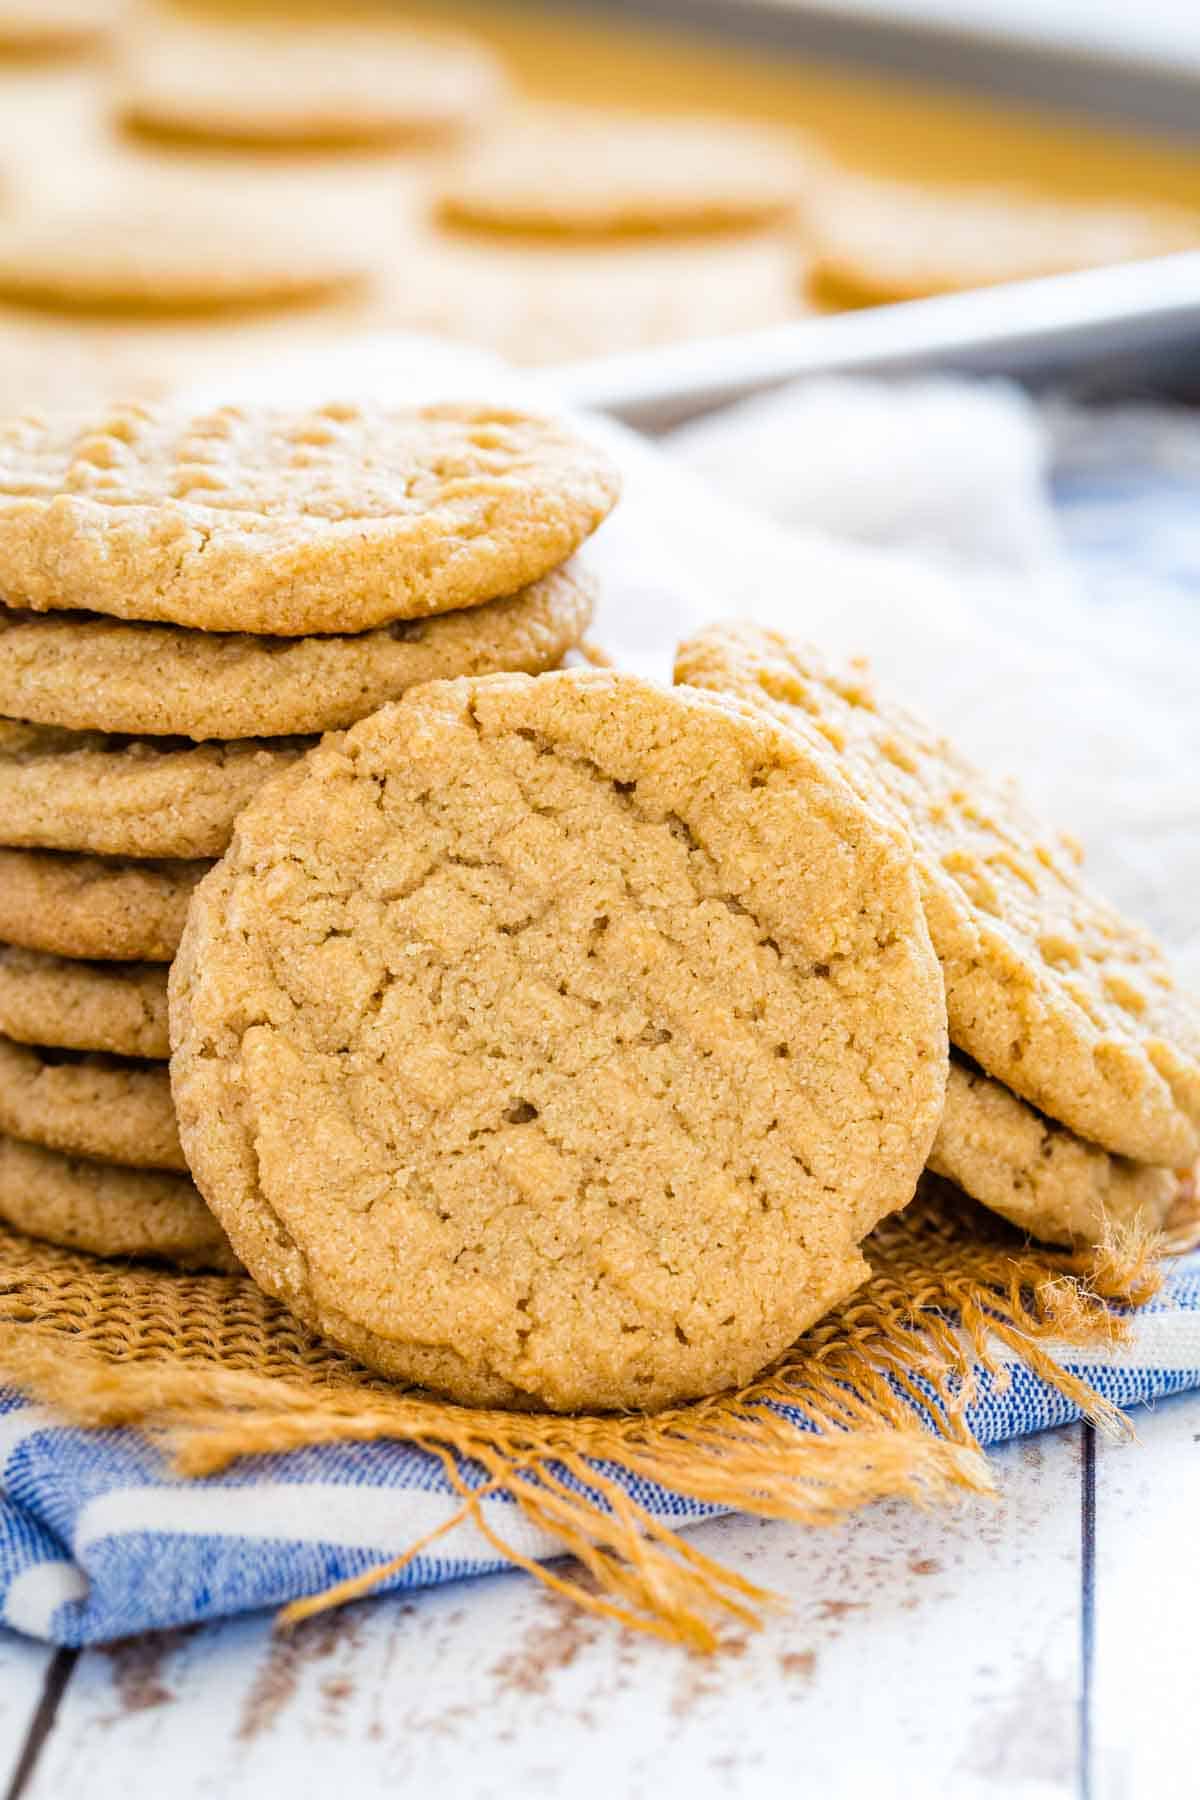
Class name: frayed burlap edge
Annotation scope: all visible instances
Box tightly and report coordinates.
[0,1176,1189,1653]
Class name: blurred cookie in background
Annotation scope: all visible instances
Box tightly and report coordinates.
[117,16,507,149]
[808,174,1200,308]
[0,192,374,315]
[0,0,121,58]
[437,105,811,239]
[393,226,807,365]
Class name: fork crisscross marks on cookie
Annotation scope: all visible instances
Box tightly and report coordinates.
[676,624,1200,1168]
[0,403,620,633]
[171,669,946,1412]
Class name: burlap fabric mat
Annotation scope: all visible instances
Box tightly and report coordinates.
[1,1173,1188,1650]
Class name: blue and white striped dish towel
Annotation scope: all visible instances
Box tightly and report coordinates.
[1,1251,1198,1646]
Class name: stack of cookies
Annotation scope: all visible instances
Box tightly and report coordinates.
[1,391,1195,1420]
[675,624,1200,1249]
[0,397,619,1272]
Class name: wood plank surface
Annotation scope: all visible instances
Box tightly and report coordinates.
[17,1426,1084,1800]
[1091,1391,1200,1799]
[0,1636,56,1800]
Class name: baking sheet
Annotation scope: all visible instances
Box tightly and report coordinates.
[516,2,1200,424]
[556,252,1200,430]
[589,1,1200,138]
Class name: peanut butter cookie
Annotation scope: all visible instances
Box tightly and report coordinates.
[0,1134,236,1270]
[0,849,207,961]
[439,107,804,238]
[0,202,370,316]
[0,402,619,633]
[931,1058,1178,1248]
[0,1035,183,1170]
[0,945,168,1058]
[0,1,115,55]
[0,719,310,858]
[676,623,1200,1166]
[119,22,505,148]
[171,668,947,1412]
[0,564,594,739]
[809,177,1199,310]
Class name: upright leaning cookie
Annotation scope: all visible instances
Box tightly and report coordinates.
[171,669,947,1412]
[930,1057,1177,1248]
[676,623,1200,1166]
[0,402,619,634]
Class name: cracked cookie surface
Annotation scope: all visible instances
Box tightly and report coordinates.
[0,945,169,1058]
[931,1057,1178,1248]
[676,623,1200,1167]
[171,668,947,1412]
[0,719,310,858]
[0,1035,183,1170]
[0,848,207,961]
[0,1133,236,1270]
[0,402,619,634]
[0,564,594,739]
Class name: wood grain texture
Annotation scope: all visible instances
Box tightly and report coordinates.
[6,1401,1199,1796]
[1091,1392,1200,1797]
[0,1635,55,1798]
[14,1428,1084,1800]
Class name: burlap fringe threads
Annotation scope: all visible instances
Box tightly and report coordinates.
[0,1178,1182,1653]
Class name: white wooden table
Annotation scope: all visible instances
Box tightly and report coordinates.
[1,1397,1195,1800]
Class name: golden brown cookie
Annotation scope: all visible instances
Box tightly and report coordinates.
[930,1058,1177,1248]
[397,228,805,366]
[171,668,947,1412]
[0,563,595,739]
[808,176,1200,310]
[0,1035,183,1170]
[0,401,619,634]
[675,623,1200,1166]
[0,1134,236,1270]
[0,719,310,858]
[0,201,371,317]
[0,944,168,1058]
[438,106,805,238]
[0,848,207,961]
[119,21,505,148]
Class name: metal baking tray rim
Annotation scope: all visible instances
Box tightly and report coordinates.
[553,251,1200,429]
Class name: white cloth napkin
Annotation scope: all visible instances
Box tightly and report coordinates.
[660,375,1200,980]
